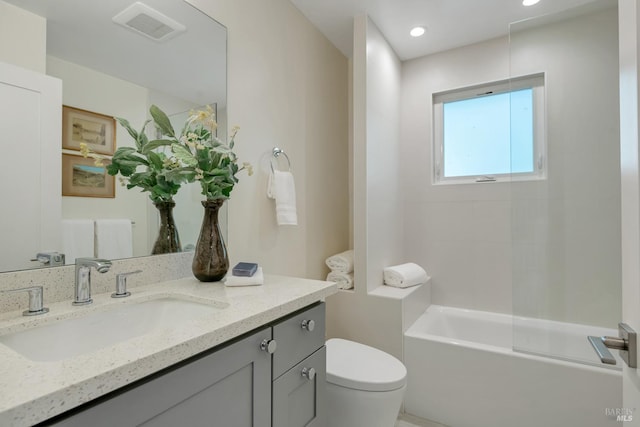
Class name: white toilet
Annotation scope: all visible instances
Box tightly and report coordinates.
[325,338,407,427]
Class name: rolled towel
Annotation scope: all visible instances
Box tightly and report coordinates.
[225,267,264,287]
[325,250,354,273]
[327,271,354,290]
[383,263,428,288]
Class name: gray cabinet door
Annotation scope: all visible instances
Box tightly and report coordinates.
[272,303,325,379]
[273,346,326,427]
[48,327,272,427]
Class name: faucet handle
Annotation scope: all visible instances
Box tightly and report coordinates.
[31,252,65,266]
[112,270,142,298]
[2,286,49,316]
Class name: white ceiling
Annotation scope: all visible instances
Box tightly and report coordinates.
[289,0,611,61]
[3,0,227,107]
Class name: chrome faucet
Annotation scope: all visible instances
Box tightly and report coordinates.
[73,258,112,306]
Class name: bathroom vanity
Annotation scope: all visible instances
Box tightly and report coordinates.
[0,275,335,426]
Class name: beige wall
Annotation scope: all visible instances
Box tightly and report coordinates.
[0,1,46,73]
[187,0,350,280]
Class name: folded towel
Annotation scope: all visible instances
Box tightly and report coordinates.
[95,219,133,259]
[383,263,428,288]
[62,219,95,264]
[267,170,298,226]
[225,267,265,287]
[325,250,354,273]
[327,271,354,290]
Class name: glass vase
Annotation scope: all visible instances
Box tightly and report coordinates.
[151,200,182,254]
[192,199,229,282]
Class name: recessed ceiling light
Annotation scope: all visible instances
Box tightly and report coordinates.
[410,26,425,37]
[522,0,540,6]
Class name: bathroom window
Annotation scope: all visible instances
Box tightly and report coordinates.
[432,74,546,184]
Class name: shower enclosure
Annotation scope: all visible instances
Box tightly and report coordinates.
[509,0,623,374]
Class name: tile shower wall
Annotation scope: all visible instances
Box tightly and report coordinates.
[401,36,513,315]
[400,7,621,326]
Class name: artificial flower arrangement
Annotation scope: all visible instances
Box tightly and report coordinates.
[82,104,252,201]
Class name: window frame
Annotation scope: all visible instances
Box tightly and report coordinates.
[432,73,546,185]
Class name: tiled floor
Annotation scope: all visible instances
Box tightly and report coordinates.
[396,413,448,427]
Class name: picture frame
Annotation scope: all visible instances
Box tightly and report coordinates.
[62,105,116,155]
[62,153,115,198]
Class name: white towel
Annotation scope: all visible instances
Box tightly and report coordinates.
[267,170,298,226]
[327,271,354,290]
[225,267,264,287]
[95,219,133,259]
[325,250,354,273]
[383,263,428,288]
[62,219,95,264]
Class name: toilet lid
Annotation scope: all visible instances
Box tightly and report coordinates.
[325,338,407,392]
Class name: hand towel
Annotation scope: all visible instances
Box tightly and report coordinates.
[225,267,264,287]
[267,170,298,225]
[325,250,354,273]
[383,263,428,288]
[327,271,354,290]
[62,219,95,264]
[94,219,133,260]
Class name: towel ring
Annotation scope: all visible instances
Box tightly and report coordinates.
[270,147,291,173]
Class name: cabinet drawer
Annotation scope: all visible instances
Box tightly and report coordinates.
[273,303,325,379]
[273,346,326,427]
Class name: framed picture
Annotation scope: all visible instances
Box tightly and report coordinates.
[62,153,115,198]
[62,105,116,155]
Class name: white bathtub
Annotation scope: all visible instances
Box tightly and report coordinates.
[403,305,623,427]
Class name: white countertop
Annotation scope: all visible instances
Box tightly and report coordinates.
[0,274,337,426]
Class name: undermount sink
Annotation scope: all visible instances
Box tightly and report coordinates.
[0,296,228,362]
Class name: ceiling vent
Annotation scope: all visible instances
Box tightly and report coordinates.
[113,2,186,42]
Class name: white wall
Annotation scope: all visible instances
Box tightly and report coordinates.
[401,36,512,314]
[617,0,640,412]
[0,0,45,73]
[361,17,404,293]
[400,7,621,327]
[326,15,412,362]
[186,0,350,280]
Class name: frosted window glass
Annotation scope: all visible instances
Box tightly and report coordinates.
[442,88,534,178]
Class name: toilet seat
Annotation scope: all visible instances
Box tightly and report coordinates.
[325,338,407,392]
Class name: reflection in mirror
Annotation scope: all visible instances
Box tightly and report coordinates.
[0,0,227,273]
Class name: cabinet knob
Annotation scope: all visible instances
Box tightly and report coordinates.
[260,339,277,354]
[301,367,316,381]
[301,319,315,332]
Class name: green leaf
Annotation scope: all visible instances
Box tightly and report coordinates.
[142,139,174,155]
[137,120,151,148]
[171,143,198,167]
[115,118,140,149]
[164,168,197,184]
[147,152,164,171]
[109,148,149,176]
[150,105,175,138]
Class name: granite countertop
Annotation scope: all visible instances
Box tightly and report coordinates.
[0,274,337,426]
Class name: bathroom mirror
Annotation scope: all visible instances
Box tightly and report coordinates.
[0,0,226,273]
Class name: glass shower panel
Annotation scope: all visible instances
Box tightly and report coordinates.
[509,0,622,367]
